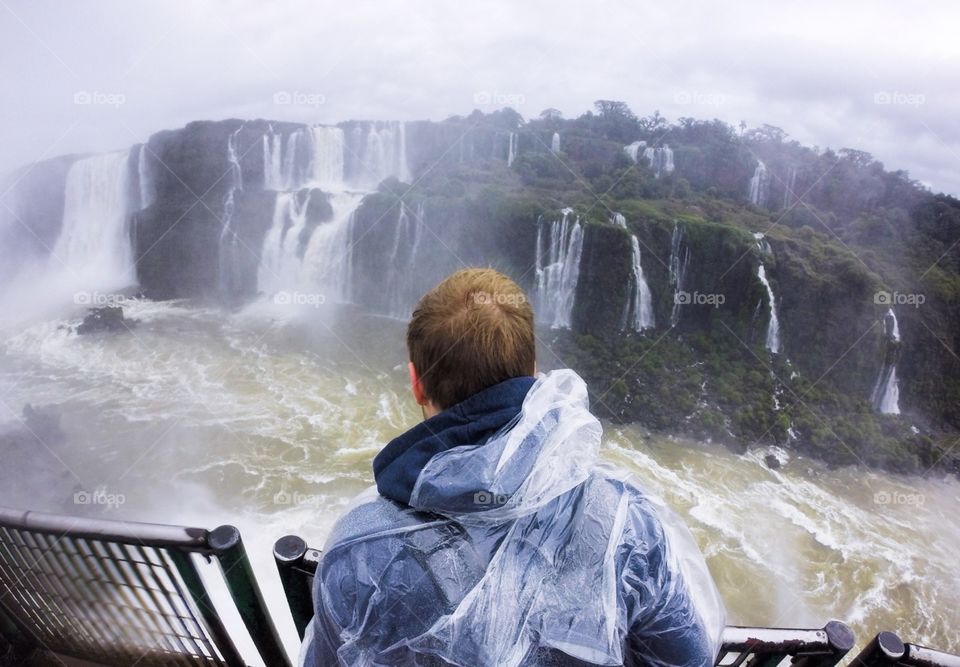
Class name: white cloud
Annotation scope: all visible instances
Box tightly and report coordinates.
[1,0,958,194]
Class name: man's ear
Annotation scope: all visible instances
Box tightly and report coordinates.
[408,361,428,406]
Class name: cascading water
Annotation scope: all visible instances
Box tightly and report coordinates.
[668,222,689,328]
[349,122,409,189]
[783,167,797,209]
[613,213,655,331]
[50,151,135,291]
[258,190,314,294]
[384,202,424,319]
[300,192,364,304]
[871,308,901,415]
[644,145,675,178]
[258,126,348,299]
[507,132,518,166]
[257,122,410,309]
[534,208,583,329]
[551,132,560,153]
[310,127,346,190]
[219,126,244,296]
[748,160,768,206]
[757,264,781,354]
[137,144,155,210]
[754,231,772,255]
[623,141,646,163]
[263,125,303,191]
[624,141,674,178]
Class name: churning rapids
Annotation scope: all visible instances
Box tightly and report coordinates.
[0,299,957,661]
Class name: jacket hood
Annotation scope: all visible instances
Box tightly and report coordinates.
[374,369,602,522]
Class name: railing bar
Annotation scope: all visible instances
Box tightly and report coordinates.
[98,539,185,648]
[4,528,93,653]
[70,536,161,662]
[164,548,236,666]
[35,532,135,662]
[122,542,202,660]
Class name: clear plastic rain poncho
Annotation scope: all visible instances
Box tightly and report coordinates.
[301,369,725,666]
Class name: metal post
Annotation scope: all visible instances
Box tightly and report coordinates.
[793,620,855,667]
[210,525,292,667]
[167,548,246,667]
[849,631,906,666]
[274,535,314,640]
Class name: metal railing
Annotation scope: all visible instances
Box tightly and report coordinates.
[273,534,860,666]
[849,631,960,667]
[717,622,854,666]
[272,535,320,641]
[5,511,957,667]
[0,507,291,667]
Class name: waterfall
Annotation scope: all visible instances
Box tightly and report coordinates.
[783,167,797,209]
[348,122,409,189]
[264,126,334,191]
[258,190,313,294]
[219,126,244,296]
[535,208,583,329]
[757,264,781,354]
[624,143,675,178]
[613,213,655,331]
[137,144,155,210]
[754,231,772,255]
[262,126,283,190]
[668,223,689,327]
[872,308,901,415]
[258,123,410,306]
[748,160,768,206]
[300,192,363,304]
[507,132,518,166]
[660,145,675,175]
[624,141,645,163]
[551,132,560,153]
[310,126,346,190]
[256,125,354,300]
[50,151,134,290]
[384,202,425,319]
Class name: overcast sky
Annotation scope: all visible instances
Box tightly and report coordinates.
[2,0,958,195]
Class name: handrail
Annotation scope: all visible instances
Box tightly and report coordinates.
[718,620,854,666]
[0,505,292,667]
[850,631,960,667]
[0,506,211,550]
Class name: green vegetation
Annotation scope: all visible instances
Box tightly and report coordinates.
[410,101,960,475]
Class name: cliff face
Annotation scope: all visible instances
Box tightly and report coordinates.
[4,110,959,473]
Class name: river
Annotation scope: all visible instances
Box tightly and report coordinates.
[1,298,957,662]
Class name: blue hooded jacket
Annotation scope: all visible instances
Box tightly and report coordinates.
[300,370,724,666]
